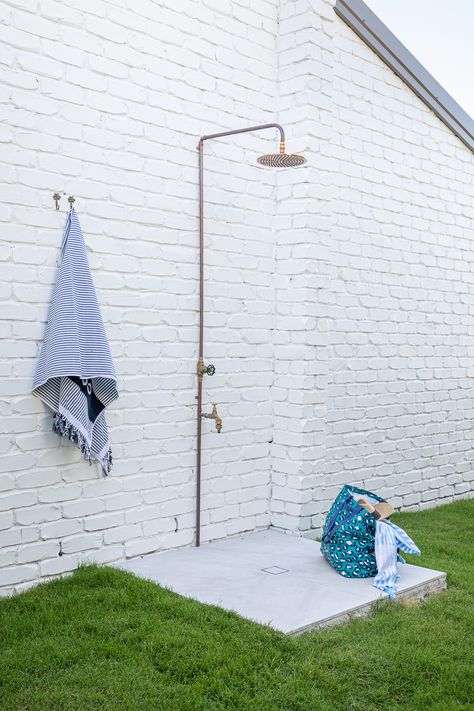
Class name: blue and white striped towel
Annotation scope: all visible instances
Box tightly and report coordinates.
[374,520,420,599]
[33,208,118,474]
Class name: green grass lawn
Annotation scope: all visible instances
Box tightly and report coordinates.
[0,499,473,711]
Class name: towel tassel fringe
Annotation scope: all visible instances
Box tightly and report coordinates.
[52,412,111,476]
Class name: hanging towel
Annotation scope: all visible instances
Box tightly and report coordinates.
[32,208,118,474]
[373,520,420,599]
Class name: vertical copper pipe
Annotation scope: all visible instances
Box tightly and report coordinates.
[196,139,204,546]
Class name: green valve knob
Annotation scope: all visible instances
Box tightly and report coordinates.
[206,364,216,376]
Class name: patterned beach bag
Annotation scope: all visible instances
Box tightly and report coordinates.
[321,484,386,578]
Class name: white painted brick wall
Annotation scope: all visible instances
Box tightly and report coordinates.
[273,0,474,533]
[322,13,474,521]
[1,0,473,594]
[0,0,278,595]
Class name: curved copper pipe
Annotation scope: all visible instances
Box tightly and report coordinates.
[199,122,285,145]
[195,123,286,547]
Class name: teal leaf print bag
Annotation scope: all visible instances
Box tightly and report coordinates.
[321,484,386,578]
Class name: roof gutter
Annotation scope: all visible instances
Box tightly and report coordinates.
[334,0,474,153]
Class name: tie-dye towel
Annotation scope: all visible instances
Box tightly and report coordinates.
[374,520,420,599]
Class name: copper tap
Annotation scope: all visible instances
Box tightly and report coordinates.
[201,403,222,433]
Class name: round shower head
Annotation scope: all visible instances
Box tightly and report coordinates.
[257,140,306,168]
[257,152,306,168]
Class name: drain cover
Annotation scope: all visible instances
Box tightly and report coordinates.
[261,566,289,575]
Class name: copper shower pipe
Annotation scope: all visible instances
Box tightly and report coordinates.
[195,123,287,547]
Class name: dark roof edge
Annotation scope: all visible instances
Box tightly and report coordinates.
[334,0,474,153]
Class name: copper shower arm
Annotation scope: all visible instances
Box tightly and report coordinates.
[198,122,285,147]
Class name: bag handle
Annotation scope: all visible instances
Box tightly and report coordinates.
[323,493,352,538]
[322,503,364,543]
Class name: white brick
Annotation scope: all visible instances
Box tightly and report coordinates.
[15,468,62,489]
[105,493,142,511]
[38,485,83,503]
[103,524,142,544]
[62,499,105,518]
[18,541,60,563]
[0,564,38,587]
[142,518,176,536]
[84,513,124,531]
[15,504,61,525]
[125,537,162,558]
[160,499,194,517]
[0,528,21,548]
[0,491,37,511]
[40,520,82,539]
[83,545,123,565]
[210,505,239,523]
[40,555,79,577]
[0,549,16,568]
[0,512,13,530]
[61,533,102,554]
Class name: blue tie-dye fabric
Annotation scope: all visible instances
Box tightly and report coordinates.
[374,520,420,598]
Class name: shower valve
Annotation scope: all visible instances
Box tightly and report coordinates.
[197,357,215,381]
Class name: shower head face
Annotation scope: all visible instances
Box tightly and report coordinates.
[257,140,306,168]
[257,152,306,168]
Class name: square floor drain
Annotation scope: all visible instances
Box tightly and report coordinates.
[261,566,289,575]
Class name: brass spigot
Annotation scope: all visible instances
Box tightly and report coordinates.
[202,403,222,433]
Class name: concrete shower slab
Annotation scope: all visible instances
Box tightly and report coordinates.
[115,529,446,634]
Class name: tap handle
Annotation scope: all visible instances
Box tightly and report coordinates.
[206,363,216,376]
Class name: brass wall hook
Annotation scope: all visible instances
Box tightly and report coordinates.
[52,193,76,210]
